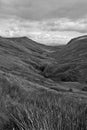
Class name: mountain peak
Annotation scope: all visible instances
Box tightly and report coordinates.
[68,35,87,45]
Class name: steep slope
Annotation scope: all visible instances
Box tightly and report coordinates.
[43,35,87,83]
[0,36,59,94]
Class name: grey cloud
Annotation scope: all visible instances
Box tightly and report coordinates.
[0,0,86,20]
[40,18,87,34]
[47,1,87,19]
[0,0,55,19]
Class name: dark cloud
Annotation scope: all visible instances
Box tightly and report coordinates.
[47,1,87,20]
[0,0,87,20]
[0,0,55,20]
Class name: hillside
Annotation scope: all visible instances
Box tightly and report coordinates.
[0,36,87,130]
[43,35,87,84]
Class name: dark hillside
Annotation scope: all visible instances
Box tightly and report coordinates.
[0,36,87,130]
[43,35,87,83]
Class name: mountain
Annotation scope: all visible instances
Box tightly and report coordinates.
[43,35,87,83]
[0,36,87,130]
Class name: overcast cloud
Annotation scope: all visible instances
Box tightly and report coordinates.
[0,0,87,20]
[0,0,87,45]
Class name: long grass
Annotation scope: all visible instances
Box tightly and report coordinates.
[0,76,87,130]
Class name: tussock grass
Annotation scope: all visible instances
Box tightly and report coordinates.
[0,76,87,130]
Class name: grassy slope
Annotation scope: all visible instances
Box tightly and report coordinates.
[43,36,87,85]
[0,36,87,129]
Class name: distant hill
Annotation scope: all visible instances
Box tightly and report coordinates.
[43,35,87,83]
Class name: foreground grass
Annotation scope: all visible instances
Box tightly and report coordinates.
[0,76,87,130]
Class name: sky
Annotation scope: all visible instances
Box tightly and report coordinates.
[0,0,87,45]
